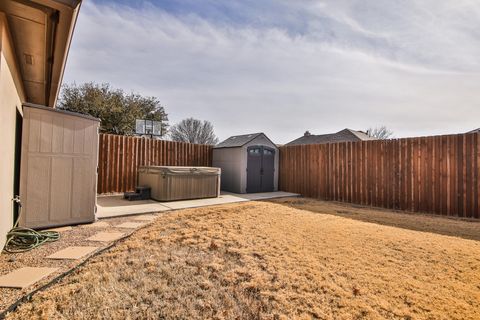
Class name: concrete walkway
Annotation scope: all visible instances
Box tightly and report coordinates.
[97,191,299,218]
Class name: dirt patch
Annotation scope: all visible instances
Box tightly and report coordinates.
[5,200,480,319]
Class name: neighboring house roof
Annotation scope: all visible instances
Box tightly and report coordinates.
[286,129,374,146]
[215,133,274,149]
[467,128,480,133]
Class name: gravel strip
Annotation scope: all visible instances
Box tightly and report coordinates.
[0,213,163,313]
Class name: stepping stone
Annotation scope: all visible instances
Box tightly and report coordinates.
[115,222,145,229]
[87,232,125,242]
[83,221,110,228]
[46,246,98,260]
[132,215,156,221]
[0,267,58,289]
[45,226,73,232]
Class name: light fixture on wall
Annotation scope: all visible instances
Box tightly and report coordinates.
[24,53,34,65]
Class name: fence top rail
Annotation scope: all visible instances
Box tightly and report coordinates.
[99,133,215,148]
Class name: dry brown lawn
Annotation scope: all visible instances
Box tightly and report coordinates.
[6,198,480,320]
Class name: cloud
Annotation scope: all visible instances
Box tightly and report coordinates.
[63,1,480,143]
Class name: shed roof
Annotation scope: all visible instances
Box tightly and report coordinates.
[286,129,374,146]
[23,103,100,122]
[215,133,274,149]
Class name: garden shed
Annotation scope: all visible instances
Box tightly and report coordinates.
[213,133,278,194]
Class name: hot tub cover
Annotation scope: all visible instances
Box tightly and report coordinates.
[138,166,220,176]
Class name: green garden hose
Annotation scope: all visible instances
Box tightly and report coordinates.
[4,197,60,253]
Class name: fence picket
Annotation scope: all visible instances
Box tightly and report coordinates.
[279,133,479,218]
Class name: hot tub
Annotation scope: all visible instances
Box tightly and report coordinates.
[138,166,221,201]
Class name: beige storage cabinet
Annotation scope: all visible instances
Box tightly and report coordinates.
[19,103,100,229]
[138,166,221,201]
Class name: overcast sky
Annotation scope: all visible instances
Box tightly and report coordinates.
[63,0,480,144]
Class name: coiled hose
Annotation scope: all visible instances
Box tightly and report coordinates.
[4,196,60,253]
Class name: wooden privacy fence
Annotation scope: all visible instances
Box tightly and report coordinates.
[279,133,480,219]
[97,134,213,194]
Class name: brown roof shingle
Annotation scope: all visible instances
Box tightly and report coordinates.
[286,129,374,146]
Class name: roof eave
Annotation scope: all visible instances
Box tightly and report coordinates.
[0,0,82,107]
[48,0,82,107]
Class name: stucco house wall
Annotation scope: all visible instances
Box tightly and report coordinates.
[0,15,25,250]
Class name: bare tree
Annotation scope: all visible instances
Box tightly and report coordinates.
[366,126,394,140]
[169,118,219,145]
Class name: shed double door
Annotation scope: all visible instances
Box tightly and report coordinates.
[246,146,275,193]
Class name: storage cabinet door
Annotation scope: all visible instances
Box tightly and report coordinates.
[247,147,262,193]
[20,106,99,228]
[261,147,275,192]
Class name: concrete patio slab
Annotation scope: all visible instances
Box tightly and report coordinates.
[97,196,170,218]
[161,192,299,210]
[161,194,250,210]
[115,222,146,229]
[0,267,58,289]
[87,232,125,242]
[222,191,301,201]
[46,246,98,260]
[96,191,299,218]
